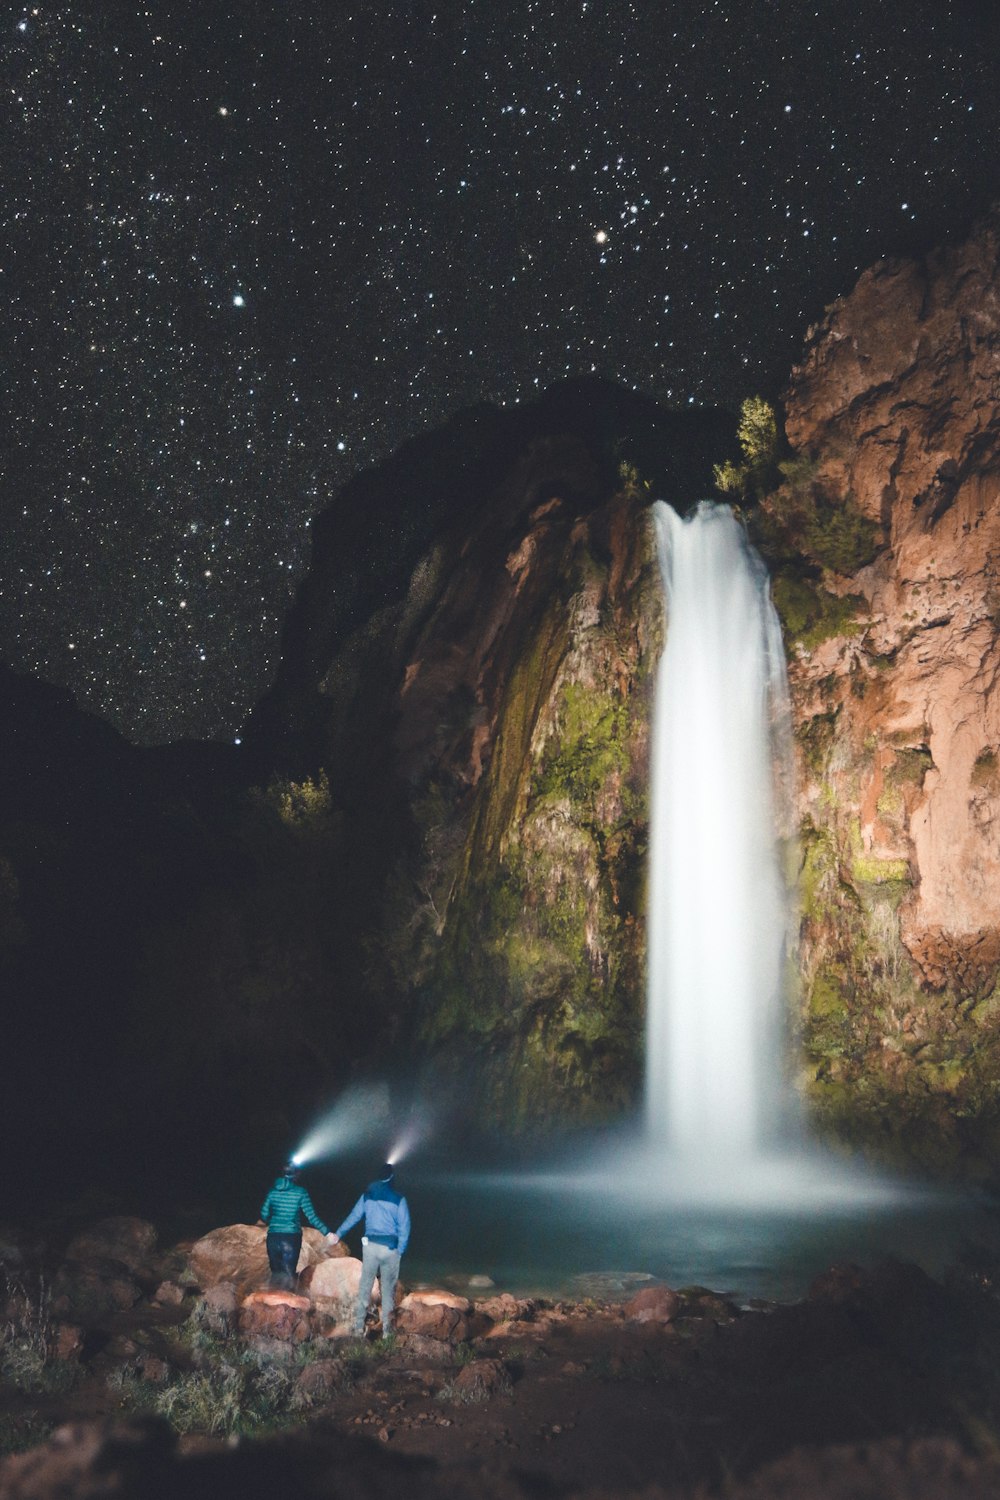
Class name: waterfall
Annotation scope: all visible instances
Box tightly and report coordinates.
[646,500,798,1170]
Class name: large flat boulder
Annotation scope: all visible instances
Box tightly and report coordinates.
[187,1224,332,1294]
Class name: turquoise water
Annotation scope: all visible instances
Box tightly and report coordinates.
[198,1142,999,1306]
[394,1160,998,1303]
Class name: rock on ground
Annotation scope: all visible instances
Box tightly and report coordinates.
[187,1224,335,1295]
[64,1217,157,1274]
[623,1285,680,1323]
[239,1290,312,1344]
[396,1290,474,1342]
[51,1257,142,1321]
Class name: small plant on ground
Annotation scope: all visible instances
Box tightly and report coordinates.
[0,1411,52,1456]
[435,1369,513,1406]
[0,1274,77,1395]
[106,1364,161,1412]
[150,1359,295,1437]
[130,1308,303,1437]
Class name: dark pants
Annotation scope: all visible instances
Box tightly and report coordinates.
[266,1231,302,1288]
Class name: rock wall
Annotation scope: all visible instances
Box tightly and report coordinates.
[315,445,664,1131]
[766,211,1000,1171]
[247,391,731,1137]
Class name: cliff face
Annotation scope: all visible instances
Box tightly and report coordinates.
[245,389,731,1136]
[315,443,663,1130]
[770,213,1000,1170]
[12,234,999,1169]
[250,221,1000,1163]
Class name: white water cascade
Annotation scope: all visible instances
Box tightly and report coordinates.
[646,500,799,1172]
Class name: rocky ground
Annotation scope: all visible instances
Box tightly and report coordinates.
[4,1217,1000,1497]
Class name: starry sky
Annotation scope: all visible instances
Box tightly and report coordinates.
[2,1,998,745]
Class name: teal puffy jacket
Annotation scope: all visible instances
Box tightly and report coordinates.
[260,1176,330,1236]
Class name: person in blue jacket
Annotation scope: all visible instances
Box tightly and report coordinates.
[259,1163,336,1290]
[331,1163,410,1337]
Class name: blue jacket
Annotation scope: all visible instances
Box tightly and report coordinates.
[260,1176,331,1236]
[336,1178,411,1254]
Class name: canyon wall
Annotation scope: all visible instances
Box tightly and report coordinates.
[764,211,1000,1170]
[9,223,999,1173]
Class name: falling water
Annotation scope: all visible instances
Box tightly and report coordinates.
[646,500,799,1170]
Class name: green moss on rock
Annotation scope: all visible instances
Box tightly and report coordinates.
[771,575,866,650]
[407,491,657,1133]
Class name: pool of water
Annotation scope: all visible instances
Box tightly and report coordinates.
[193,1138,999,1306]
[394,1146,1000,1302]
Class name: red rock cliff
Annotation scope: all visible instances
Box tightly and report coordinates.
[774,211,1000,1170]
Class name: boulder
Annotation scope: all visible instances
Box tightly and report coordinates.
[300,1255,364,1303]
[0,1418,177,1497]
[452,1358,511,1398]
[65,1216,157,1274]
[623,1285,681,1324]
[135,1353,171,1384]
[396,1289,472,1342]
[50,1323,83,1362]
[195,1281,239,1337]
[51,1257,141,1321]
[391,1332,456,1365]
[187,1224,331,1294]
[152,1279,185,1307]
[477,1293,530,1323]
[809,1262,867,1303]
[239,1289,312,1344]
[293,1358,344,1405]
[300,1255,366,1332]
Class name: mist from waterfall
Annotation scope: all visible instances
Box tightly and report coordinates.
[646,500,799,1172]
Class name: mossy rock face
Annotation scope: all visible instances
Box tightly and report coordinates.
[372,487,661,1133]
[794,730,1000,1181]
[771,576,867,651]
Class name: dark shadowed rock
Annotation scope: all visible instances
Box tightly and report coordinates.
[294,1358,345,1406]
[808,1262,867,1302]
[51,1323,84,1362]
[65,1217,157,1275]
[721,1436,1000,1500]
[51,1258,141,1321]
[152,1279,185,1307]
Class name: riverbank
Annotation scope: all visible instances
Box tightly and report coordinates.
[4,1215,1000,1496]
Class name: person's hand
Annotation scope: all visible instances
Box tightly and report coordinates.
[326,1232,340,1245]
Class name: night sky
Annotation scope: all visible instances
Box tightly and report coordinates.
[3,2,998,745]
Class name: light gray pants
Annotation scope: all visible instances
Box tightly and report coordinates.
[355,1241,400,1335]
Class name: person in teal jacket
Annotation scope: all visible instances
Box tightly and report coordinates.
[259,1164,336,1289]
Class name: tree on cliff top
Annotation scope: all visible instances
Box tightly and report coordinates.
[713,396,780,503]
